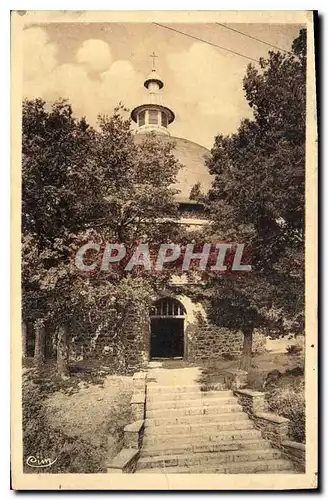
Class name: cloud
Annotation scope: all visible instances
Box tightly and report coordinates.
[105,60,135,78]
[22,28,143,126]
[100,60,144,111]
[76,39,112,73]
[166,42,253,141]
[23,27,57,81]
[22,28,253,148]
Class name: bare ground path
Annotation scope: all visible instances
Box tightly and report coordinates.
[147,359,202,387]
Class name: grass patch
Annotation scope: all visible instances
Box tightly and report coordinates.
[22,357,120,395]
[197,352,303,391]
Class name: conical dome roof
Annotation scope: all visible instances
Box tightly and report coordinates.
[134,134,213,202]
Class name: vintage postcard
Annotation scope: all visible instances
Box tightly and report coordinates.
[11,10,317,490]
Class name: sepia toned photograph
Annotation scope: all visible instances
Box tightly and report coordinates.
[11,10,317,490]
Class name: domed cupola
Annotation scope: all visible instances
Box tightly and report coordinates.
[144,68,164,90]
[131,52,175,136]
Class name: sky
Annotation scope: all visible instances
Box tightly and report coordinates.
[23,22,303,149]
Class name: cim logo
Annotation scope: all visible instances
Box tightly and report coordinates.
[26,455,57,468]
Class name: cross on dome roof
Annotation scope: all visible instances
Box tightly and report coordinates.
[150,51,158,69]
[143,51,163,89]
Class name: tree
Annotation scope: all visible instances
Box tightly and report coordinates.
[33,319,45,368]
[91,108,180,242]
[22,100,182,375]
[203,29,306,370]
[22,98,97,375]
[63,109,183,369]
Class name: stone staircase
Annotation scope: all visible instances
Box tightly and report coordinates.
[136,385,295,473]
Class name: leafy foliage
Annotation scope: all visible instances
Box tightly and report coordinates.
[200,30,306,367]
[22,100,183,369]
[286,343,303,356]
[266,377,305,443]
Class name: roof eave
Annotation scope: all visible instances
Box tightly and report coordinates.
[130,104,175,124]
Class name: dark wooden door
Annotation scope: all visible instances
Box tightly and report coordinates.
[150,318,184,358]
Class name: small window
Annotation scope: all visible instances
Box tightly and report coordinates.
[139,111,145,126]
[161,112,168,128]
[149,110,158,125]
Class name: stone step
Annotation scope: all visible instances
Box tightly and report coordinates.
[136,459,295,474]
[141,438,272,457]
[146,403,242,419]
[146,391,234,403]
[147,385,232,395]
[147,384,204,393]
[147,396,238,410]
[142,428,262,446]
[145,411,248,427]
[143,419,254,437]
[137,448,283,470]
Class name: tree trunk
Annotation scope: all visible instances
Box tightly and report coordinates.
[57,325,70,379]
[239,328,253,372]
[34,322,45,368]
[22,321,27,358]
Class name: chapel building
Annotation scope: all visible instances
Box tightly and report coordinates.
[22,59,264,368]
[115,61,257,368]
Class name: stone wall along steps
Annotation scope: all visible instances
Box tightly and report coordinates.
[136,385,295,474]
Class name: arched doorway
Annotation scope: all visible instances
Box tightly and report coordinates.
[149,297,186,359]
